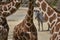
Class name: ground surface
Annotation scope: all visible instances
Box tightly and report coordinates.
[7,7,51,40]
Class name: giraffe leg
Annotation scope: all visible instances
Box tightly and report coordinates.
[38,20,40,31]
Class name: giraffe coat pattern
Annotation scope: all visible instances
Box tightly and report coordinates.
[13,0,37,40]
[36,0,60,40]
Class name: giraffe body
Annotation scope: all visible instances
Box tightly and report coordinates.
[13,0,37,40]
[36,0,60,40]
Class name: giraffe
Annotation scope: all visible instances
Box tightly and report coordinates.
[13,0,37,40]
[0,0,22,40]
[36,0,60,40]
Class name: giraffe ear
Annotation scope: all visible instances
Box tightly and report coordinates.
[45,0,60,13]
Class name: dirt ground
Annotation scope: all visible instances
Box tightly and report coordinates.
[7,7,51,40]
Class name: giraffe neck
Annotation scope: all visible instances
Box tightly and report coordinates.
[36,0,57,25]
[25,0,34,24]
[0,0,22,17]
[36,0,60,40]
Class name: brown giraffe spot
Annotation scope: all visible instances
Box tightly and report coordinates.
[8,4,11,10]
[0,12,2,14]
[49,14,56,23]
[50,27,54,34]
[2,12,10,17]
[0,6,3,12]
[26,16,31,21]
[57,18,60,23]
[59,31,60,35]
[36,2,40,7]
[51,21,55,28]
[51,33,57,40]
[47,7,54,16]
[28,10,32,16]
[26,16,33,23]
[38,0,42,2]
[41,2,46,11]
[4,6,7,11]
[57,13,60,17]
[10,8,16,13]
[15,3,20,9]
[26,23,31,26]
[44,14,48,22]
[55,23,60,32]
[55,26,59,32]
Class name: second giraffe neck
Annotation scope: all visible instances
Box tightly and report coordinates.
[25,0,34,23]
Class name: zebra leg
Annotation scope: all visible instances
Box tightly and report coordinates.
[41,21,43,31]
[38,20,40,31]
[47,23,50,31]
